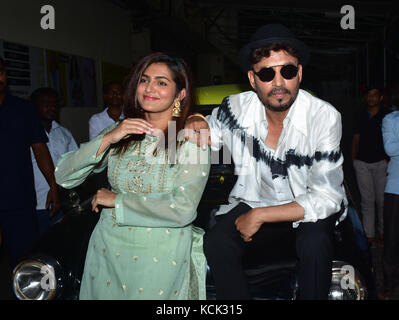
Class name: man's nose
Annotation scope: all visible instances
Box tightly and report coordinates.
[272,68,284,87]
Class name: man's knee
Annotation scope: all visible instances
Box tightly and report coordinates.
[296,223,334,261]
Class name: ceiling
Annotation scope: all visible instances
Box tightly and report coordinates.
[109,0,399,53]
[108,0,399,85]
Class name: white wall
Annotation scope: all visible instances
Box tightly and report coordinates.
[0,0,132,143]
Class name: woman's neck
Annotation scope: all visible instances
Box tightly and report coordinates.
[144,113,171,133]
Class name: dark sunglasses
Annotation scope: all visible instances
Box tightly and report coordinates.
[253,64,299,82]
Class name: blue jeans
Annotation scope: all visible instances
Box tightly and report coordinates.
[36,209,64,237]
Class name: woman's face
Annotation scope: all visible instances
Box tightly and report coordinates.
[137,62,185,117]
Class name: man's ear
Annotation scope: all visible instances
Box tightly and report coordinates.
[298,64,303,83]
[248,70,256,90]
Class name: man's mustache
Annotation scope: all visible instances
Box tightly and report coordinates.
[268,87,291,96]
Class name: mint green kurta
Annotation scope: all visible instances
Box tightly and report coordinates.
[55,127,210,300]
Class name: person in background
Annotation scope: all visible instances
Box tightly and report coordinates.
[55,52,210,300]
[382,87,399,112]
[89,81,124,140]
[381,84,399,299]
[0,56,59,268]
[30,87,78,236]
[89,82,125,190]
[352,85,390,248]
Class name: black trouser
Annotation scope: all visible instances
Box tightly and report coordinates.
[0,208,39,268]
[203,203,336,300]
[383,193,399,293]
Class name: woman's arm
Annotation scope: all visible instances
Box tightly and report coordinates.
[112,143,211,227]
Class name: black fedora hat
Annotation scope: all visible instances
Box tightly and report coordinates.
[237,24,310,72]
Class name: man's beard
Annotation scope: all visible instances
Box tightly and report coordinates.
[260,85,299,113]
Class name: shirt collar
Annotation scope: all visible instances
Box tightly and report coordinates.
[283,89,308,137]
[237,89,308,137]
[45,120,59,137]
[51,120,60,130]
[103,106,125,120]
[241,92,267,128]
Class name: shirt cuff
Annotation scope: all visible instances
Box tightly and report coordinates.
[114,193,125,225]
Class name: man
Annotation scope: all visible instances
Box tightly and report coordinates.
[352,85,390,247]
[0,57,59,267]
[30,87,78,236]
[88,81,124,190]
[187,24,347,299]
[88,81,124,140]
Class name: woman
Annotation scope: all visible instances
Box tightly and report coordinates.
[55,53,210,300]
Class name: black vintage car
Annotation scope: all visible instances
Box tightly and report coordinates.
[12,84,377,300]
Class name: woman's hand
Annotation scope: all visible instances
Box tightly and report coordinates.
[97,119,154,156]
[91,188,117,213]
[106,118,154,144]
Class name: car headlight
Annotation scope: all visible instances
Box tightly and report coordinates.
[12,257,63,300]
[328,260,367,300]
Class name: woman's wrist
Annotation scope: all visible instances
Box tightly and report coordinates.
[97,132,113,156]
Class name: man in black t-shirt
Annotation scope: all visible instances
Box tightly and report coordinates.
[0,56,60,267]
[352,85,391,247]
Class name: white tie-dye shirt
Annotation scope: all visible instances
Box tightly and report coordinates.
[207,89,348,228]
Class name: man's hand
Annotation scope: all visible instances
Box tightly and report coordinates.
[31,142,60,217]
[91,188,117,213]
[235,203,305,242]
[46,186,60,217]
[184,115,211,149]
[234,208,262,242]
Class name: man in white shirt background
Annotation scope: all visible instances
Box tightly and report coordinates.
[187,24,348,300]
[30,87,78,236]
[88,81,124,140]
[88,81,124,190]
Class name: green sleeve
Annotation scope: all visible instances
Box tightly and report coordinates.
[114,143,210,227]
[55,124,117,189]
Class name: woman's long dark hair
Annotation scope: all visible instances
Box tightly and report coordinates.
[113,52,194,156]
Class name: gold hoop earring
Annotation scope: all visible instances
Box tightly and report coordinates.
[172,100,181,117]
